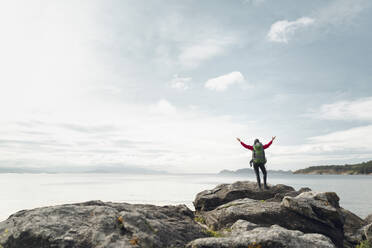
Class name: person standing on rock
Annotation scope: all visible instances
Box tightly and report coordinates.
[236,136,276,189]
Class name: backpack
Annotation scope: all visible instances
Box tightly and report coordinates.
[253,142,266,164]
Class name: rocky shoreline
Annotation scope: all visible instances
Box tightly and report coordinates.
[1,181,371,248]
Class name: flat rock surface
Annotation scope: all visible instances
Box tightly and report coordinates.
[0,201,207,248]
[230,220,258,235]
[202,198,284,229]
[187,224,336,248]
[193,181,295,211]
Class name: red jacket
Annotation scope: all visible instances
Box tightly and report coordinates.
[240,140,273,151]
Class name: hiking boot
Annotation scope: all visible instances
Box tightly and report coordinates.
[264,184,269,190]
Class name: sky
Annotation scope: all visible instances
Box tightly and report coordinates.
[0,0,371,173]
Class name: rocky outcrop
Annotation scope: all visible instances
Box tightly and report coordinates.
[0,201,206,248]
[187,223,336,248]
[193,181,369,248]
[0,180,368,248]
[198,193,345,247]
[193,181,295,211]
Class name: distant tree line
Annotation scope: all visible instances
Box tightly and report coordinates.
[294,160,372,174]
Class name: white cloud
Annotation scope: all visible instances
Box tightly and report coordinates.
[178,37,236,68]
[205,71,245,91]
[150,99,177,115]
[267,0,369,44]
[170,74,191,90]
[276,96,372,166]
[0,2,257,174]
[309,97,372,121]
[0,96,262,173]
[308,125,372,146]
[267,17,315,43]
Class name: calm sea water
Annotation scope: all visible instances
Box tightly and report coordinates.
[0,173,371,222]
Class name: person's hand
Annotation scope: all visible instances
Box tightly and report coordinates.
[236,137,241,142]
[272,136,276,141]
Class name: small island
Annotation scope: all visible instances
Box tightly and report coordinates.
[294,160,372,175]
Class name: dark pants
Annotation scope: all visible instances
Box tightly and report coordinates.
[253,162,267,188]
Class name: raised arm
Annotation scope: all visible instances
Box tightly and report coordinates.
[236,138,253,150]
[263,136,276,149]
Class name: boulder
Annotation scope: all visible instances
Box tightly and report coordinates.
[0,201,207,248]
[362,223,372,242]
[193,181,295,211]
[341,209,366,234]
[186,224,336,248]
[200,191,346,247]
[346,223,372,248]
[281,192,344,228]
[365,214,372,224]
[202,198,283,229]
[340,208,366,245]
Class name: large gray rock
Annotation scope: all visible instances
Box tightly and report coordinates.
[193,181,295,211]
[186,224,336,248]
[281,192,344,229]
[202,198,283,229]
[347,223,372,248]
[0,201,207,248]
[341,208,366,246]
[342,209,366,234]
[342,213,372,247]
[362,223,372,242]
[365,214,372,224]
[200,191,345,247]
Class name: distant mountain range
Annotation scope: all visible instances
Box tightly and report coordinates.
[294,160,372,175]
[3,161,371,175]
[0,165,166,174]
[218,168,292,175]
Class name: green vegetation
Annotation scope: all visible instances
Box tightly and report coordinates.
[356,240,372,248]
[203,227,232,237]
[247,243,262,248]
[194,215,206,224]
[204,229,223,238]
[294,160,372,175]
